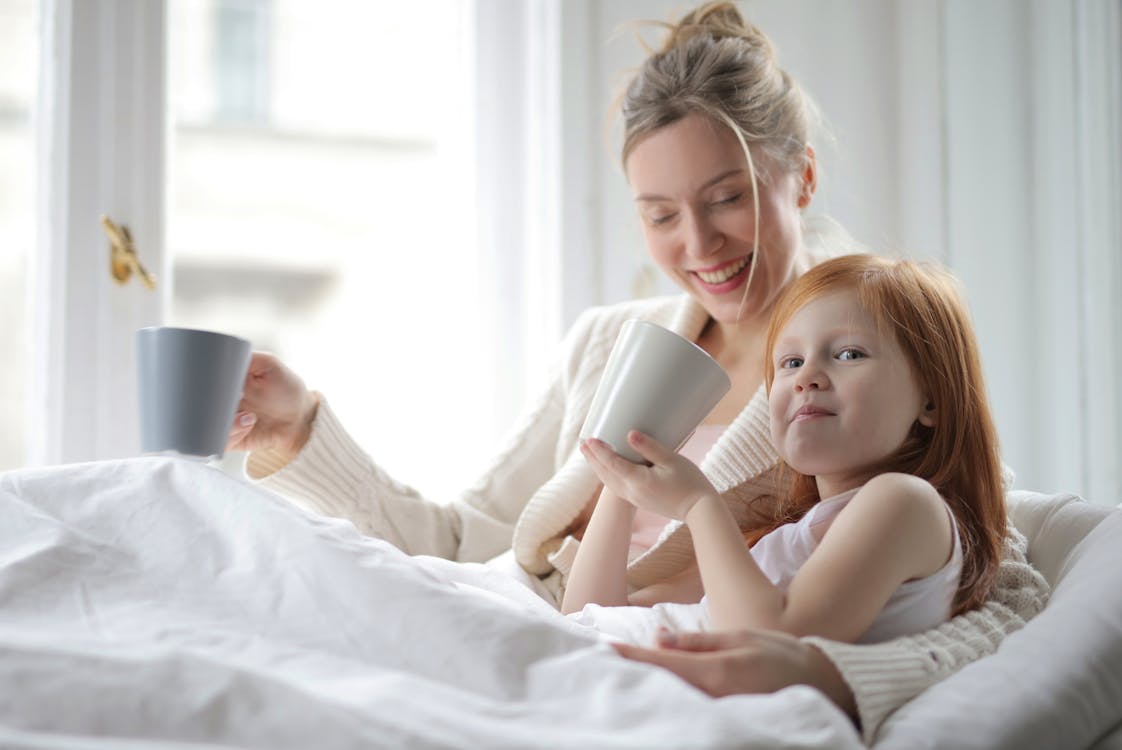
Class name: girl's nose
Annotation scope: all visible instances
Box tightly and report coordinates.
[794,362,828,392]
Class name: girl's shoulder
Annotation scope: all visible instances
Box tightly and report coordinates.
[858,472,941,498]
[845,473,948,526]
[838,473,954,578]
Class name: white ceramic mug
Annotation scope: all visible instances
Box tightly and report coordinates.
[136,326,252,461]
[579,320,731,464]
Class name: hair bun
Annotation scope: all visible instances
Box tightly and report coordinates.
[660,1,773,57]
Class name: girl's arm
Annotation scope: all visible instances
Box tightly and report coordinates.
[766,472,952,640]
[561,484,636,614]
[684,491,785,629]
[691,471,951,638]
[583,433,952,641]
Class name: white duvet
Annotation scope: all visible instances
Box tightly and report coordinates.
[0,458,860,749]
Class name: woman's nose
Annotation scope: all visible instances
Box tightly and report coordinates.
[682,211,722,259]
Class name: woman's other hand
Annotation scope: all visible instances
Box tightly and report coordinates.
[580,431,716,520]
[226,351,320,461]
[612,628,858,723]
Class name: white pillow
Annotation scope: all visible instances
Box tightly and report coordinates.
[1006,490,1115,587]
[873,500,1122,750]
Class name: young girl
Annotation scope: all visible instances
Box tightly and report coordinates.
[563,254,1007,644]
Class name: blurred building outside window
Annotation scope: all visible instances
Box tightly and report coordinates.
[168,0,491,501]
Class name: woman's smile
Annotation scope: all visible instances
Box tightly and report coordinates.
[691,254,753,292]
[626,114,811,328]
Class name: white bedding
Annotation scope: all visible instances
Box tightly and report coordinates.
[0,458,860,749]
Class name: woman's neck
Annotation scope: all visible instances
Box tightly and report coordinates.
[695,312,771,426]
[699,312,770,369]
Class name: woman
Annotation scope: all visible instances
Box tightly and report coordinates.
[226,2,1047,741]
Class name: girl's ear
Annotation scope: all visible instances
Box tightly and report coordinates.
[918,399,937,428]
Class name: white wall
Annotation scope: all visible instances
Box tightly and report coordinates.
[553,0,1121,503]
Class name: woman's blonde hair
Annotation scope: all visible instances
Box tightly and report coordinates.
[761,254,1007,616]
[619,1,813,176]
[619,2,848,309]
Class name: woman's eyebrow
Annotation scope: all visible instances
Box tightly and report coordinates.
[634,169,745,202]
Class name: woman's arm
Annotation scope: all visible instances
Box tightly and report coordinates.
[612,628,857,722]
[247,379,566,562]
[242,305,612,563]
[561,485,635,614]
[804,524,1049,742]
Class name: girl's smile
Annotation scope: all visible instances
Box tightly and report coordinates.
[769,289,934,498]
[791,403,835,422]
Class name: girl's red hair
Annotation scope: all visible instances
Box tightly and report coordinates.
[760,254,1006,615]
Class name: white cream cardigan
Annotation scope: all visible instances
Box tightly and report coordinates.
[248,295,776,586]
[248,293,1048,742]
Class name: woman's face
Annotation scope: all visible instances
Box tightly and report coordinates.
[625,113,811,325]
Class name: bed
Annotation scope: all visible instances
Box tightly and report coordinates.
[1,458,1119,749]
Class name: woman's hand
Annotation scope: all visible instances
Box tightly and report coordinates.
[225,351,320,461]
[612,628,858,723]
[580,431,717,520]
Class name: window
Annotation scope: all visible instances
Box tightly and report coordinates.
[167,0,489,498]
[0,0,37,471]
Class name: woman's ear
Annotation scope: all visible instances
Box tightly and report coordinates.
[797,146,818,208]
[918,399,937,428]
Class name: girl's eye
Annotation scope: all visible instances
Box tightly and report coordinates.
[649,213,676,226]
[837,348,866,361]
[713,192,742,207]
[780,356,804,369]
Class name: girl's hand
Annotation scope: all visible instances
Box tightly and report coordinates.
[225,351,320,461]
[579,431,717,521]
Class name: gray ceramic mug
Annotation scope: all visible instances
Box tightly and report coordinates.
[136,326,252,461]
[580,320,731,464]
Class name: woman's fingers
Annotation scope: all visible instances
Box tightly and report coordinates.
[616,634,857,717]
[611,642,729,697]
[225,411,258,451]
[246,350,278,376]
[657,627,756,652]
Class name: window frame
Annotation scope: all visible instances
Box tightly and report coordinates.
[31,0,169,464]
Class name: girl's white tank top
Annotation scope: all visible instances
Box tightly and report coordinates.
[749,485,964,644]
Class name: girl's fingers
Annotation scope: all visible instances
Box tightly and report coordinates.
[626,430,675,465]
[584,438,643,479]
[580,440,620,485]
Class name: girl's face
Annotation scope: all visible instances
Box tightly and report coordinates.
[768,289,935,497]
[625,113,810,325]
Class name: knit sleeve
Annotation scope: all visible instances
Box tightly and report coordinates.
[803,525,1049,744]
[244,397,458,557]
[242,309,607,563]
